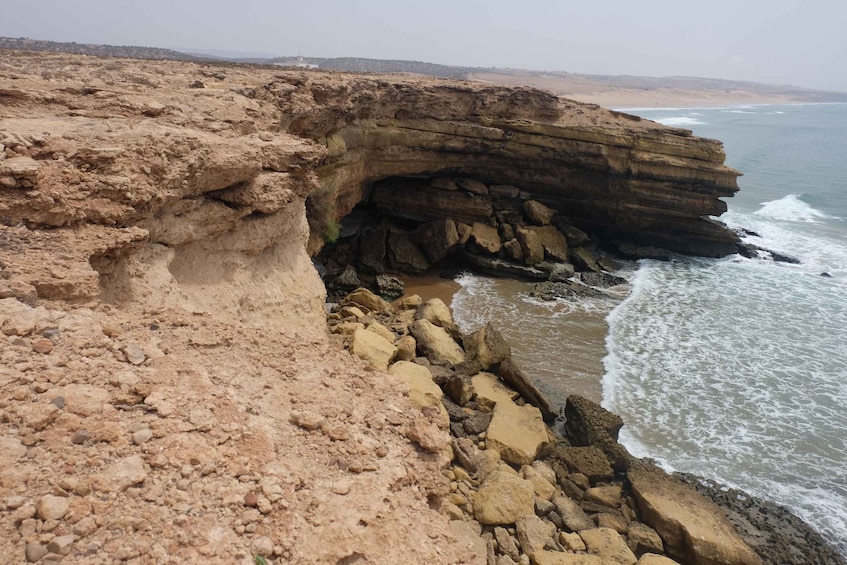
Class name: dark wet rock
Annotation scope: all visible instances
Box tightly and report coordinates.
[537,261,576,282]
[580,271,628,288]
[463,411,493,435]
[441,396,468,422]
[332,265,361,290]
[554,446,614,485]
[614,241,673,261]
[528,281,608,301]
[458,251,548,281]
[410,218,460,263]
[821,272,832,277]
[565,395,631,472]
[388,230,430,273]
[375,274,404,301]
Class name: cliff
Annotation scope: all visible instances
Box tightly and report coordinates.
[1,50,747,564]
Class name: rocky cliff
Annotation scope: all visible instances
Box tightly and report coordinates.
[1,50,749,564]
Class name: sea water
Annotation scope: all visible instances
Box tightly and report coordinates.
[452,103,847,555]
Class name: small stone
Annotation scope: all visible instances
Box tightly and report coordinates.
[251,536,274,557]
[131,428,153,445]
[71,429,91,444]
[36,495,69,521]
[20,518,38,537]
[73,516,97,537]
[32,339,54,354]
[244,492,259,507]
[256,496,273,514]
[25,543,48,562]
[46,534,75,556]
[50,396,65,409]
[331,479,352,495]
[559,531,587,552]
[122,343,146,365]
[6,495,26,510]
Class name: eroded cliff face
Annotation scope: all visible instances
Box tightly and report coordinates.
[0,50,743,563]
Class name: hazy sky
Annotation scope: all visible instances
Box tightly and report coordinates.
[2,0,846,91]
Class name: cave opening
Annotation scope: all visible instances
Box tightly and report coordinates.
[311,174,627,303]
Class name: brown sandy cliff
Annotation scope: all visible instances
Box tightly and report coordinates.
[0,50,741,563]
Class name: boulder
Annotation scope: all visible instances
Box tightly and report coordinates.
[331,265,361,290]
[520,465,557,501]
[538,261,576,282]
[388,361,447,425]
[456,222,473,245]
[470,222,502,255]
[342,288,395,315]
[530,551,606,565]
[470,372,517,411]
[473,466,536,525]
[388,231,430,273]
[627,522,665,557]
[359,226,388,273]
[350,328,396,371]
[375,274,404,301]
[463,323,511,371]
[457,178,489,195]
[494,526,521,561]
[411,219,460,262]
[430,177,459,191]
[415,298,461,338]
[523,200,555,226]
[486,402,549,466]
[366,322,395,343]
[579,527,637,565]
[581,271,627,288]
[516,514,557,556]
[565,395,630,472]
[409,319,465,365]
[636,555,680,565]
[504,238,524,262]
[392,335,417,362]
[628,462,763,565]
[554,222,590,248]
[555,446,614,485]
[517,227,544,266]
[531,226,569,261]
[452,437,501,481]
[498,358,556,422]
[552,495,594,532]
[570,247,602,272]
[393,294,422,310]
[585,485,623,508]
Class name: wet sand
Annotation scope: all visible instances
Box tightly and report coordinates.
[399,272,462,307]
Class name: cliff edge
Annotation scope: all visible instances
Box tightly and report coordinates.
[1,50,743,564]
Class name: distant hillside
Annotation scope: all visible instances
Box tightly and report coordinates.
[0,37,206,62]
[3,36,845,106]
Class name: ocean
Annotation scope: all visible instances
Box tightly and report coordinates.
[451,103,847,556]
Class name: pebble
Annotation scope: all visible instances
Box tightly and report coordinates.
[43,329,60,344]
[132,428,153,445]
[32,339,54,354]
[36,495,69,521]
[50,396,65,409]
[47,534,75,555]
[122,343,146,365]
[71,430,91,444]
[25,543,48,562]
[251,536,274,556]
[6,495,26,510]
[331,480,351,495]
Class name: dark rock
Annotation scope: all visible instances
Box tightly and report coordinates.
[537,262,576,282]
[503,239,523,262]
[530,225,568,261]
[516,227,544,266]
[555,446,614,484]
[430,177,458,191]
[188,80,205,88]
[554,221,590,247]
[332,265,361,290]
[528,281,608,301]
[565,395,631,472]
[613,241,673,261]
[499,223,516,241]
[410,219,460,263]
[50,396,65,409]
[375,274,404,301]
[597,256,621,272]
[71,429,91,445]
[570,246,602,272]
[580,271,627,288]
[441,396,468,422]
[456,178,489,195]
[457,251,548,281]
[463,323,511,372]
[463,411,493,435]
[523,200,555,226]
[821,272,832,278]
[359,227,388,273]
[388,230,430,273]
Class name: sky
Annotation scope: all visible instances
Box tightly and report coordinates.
[2,0,846,92]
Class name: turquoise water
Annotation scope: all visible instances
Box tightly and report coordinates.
[453,103,847,556]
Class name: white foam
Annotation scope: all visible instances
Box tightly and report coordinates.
[652,116,706,126]
[753,194,831,223]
